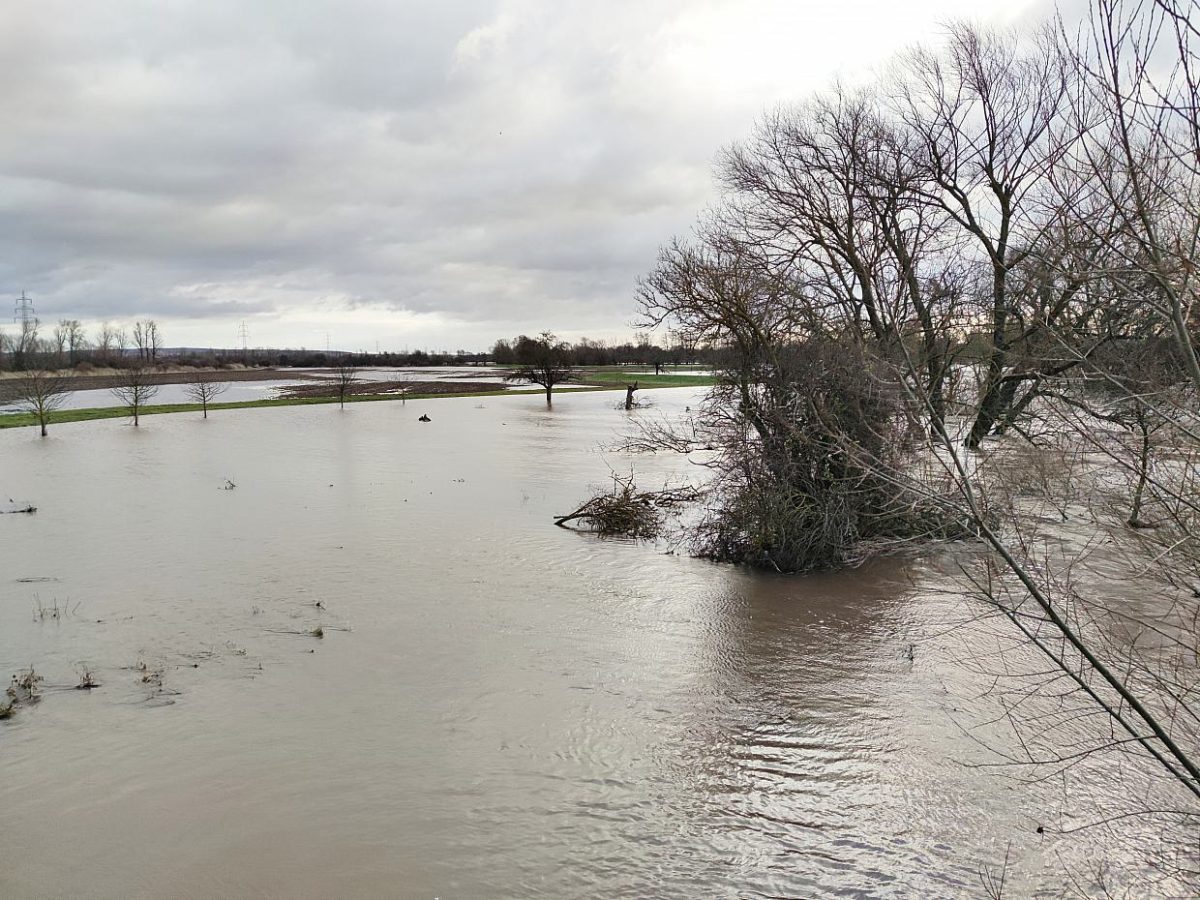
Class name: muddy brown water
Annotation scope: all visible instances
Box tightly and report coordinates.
[0,389,1167,897]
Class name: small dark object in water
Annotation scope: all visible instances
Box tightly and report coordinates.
[418,414,431,422]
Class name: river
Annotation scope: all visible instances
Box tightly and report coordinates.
[0,388,1167,897]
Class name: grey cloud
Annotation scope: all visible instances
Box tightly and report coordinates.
[0,0,1039,349]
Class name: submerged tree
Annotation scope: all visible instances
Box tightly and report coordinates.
[638,236,971,571]
[14,370,72,436]
[614,3,1200,886]
[183,372,228,419]
[110,366,159,426]
[333,361,360,409]
[505,332,575,406]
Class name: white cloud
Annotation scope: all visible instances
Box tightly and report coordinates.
[0,0,1035,350]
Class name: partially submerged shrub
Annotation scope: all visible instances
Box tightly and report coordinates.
[7,667,44,706]
[694,452,973,572]
[32,596,77,621]
[556,474,698,539]
[645,340,973,572]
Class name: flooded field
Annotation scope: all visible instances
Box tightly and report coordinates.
[0,389,1162,897]
[0,367,511,414]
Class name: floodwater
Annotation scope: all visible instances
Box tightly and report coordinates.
[0,377,316,413]
[0,367,542,414]
[0,389,1167,898]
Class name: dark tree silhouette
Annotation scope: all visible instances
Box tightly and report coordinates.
[505,332,574,406]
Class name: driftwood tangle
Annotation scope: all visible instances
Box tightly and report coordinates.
[555,474,698,538]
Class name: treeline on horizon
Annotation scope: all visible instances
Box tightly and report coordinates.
[0,317,716,372]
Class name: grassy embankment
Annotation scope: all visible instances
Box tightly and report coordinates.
[0,372,716,430]
[576,370,713,389]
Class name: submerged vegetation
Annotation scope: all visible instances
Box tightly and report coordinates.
[556,0,1200,888]
[555,473,699,539]
[3,667,45,719]
[0,371,717,431]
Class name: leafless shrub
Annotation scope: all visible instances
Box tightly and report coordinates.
[75,666,99,690]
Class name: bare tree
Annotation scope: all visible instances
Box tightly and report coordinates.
[10,317,40,371]
[333,360,359,409]
[59,319,86,366]
[505,332,575,406]
[13,370,72,436]
[133,321,149,361]
[96,322,124,365]
[637,235,971,572]
[722,87,966,434]
[133,320,162,363]
[183,372,228,418]
[895,24,1075,447]
[110,365,159,426]
[51,321,70,368]
[1059,0,1200,396]
[620,4,1200,887]
[147,320,162,362]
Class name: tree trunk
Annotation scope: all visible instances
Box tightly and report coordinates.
[966,352,1008,448]
[992,377,1038,437]
[1129,419,1152,528]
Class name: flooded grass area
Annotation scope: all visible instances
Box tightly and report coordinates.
[0,390,1165,897]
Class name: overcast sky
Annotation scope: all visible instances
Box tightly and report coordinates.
[1,0,1042,352]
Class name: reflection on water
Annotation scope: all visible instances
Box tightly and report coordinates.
[0,389,1156,897]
